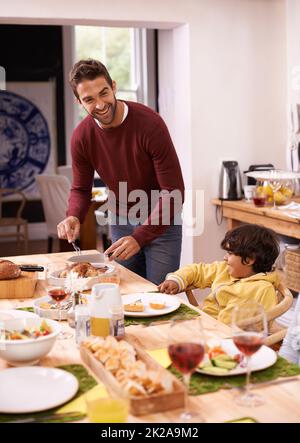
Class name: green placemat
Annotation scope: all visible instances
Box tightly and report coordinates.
[169,356,300,395]
[17,304,200,327]
[0,364,97,423]
[124,303,200,326]
[16,307,35,313]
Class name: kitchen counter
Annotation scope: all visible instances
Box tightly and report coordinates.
[212,198,300,239]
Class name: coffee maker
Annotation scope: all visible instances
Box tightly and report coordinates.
[219,161,242,200]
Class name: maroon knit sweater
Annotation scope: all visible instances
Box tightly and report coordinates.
[67,101,185,247]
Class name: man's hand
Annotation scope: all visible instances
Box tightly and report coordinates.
[57,216,80,243]
[105,236,141,261]
[158,280,180,295]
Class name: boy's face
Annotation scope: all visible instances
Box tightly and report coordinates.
[224,251,255,279]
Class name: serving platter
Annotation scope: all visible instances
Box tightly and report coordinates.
[246,170,300,180]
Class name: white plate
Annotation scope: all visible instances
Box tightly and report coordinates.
[0,367,79,413]
[0,309,38,322]
[122,293,181,317]
[33,296,70,321]
[196,338,277,377]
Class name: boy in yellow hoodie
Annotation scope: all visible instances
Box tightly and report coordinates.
[158,224,280,324]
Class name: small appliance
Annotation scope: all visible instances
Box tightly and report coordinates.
[219,161,243,200]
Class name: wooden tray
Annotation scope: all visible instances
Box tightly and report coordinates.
[80,335,185,416]
[0,271,38,299]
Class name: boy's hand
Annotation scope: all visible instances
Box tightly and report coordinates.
[158,280,180,295]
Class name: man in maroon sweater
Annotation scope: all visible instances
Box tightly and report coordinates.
[57,59,184,284]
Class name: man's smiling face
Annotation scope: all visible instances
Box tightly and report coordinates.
[77,76,118,127]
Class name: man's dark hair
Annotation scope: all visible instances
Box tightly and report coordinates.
[220,224,280,273]
[69,59,113,100]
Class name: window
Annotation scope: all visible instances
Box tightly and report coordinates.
[74,26,155,122]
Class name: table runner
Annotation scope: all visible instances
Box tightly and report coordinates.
[17,304,200,327]
[0,364,97,423]
[169,356,300,395]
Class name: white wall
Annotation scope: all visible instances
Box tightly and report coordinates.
[286,0,300,171]
[0,0,287,263]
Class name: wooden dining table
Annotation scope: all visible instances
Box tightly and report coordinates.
[1,250,300,423]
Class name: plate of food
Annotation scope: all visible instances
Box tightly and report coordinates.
[196,339,277,376]
[47,262,117,289]
[122,293,181,317]
[33,295,72,320]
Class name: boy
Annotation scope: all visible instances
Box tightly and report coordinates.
[158,224,280,324]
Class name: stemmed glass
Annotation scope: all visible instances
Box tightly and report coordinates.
[168,318,205,422]
[46,263,72,340]
[232,302,267,407]
[268,170,282,209]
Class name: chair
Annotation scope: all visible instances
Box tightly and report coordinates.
[185,284,294,348]
[35,174,71,253]
[0,188,28,253]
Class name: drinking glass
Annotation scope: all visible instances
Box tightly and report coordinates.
[168,318,205,422]
[268,171,282,209]
[46,262,72,340]
[252,187,267,207]
[232,302,267,407]
[85,388,129,423]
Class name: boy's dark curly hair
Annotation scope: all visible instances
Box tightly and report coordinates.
[220,224,280,273]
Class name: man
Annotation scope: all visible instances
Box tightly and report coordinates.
[57,59,184,284]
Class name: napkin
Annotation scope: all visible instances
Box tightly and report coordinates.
[57,383,108,415]
[147,348,171,368]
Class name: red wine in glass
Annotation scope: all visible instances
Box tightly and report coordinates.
[168,342,205,374]
[253,196,266,207]
[48,288,68,303]
[233,333,264,357]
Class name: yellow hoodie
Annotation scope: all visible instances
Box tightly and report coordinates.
[167,261,280,325]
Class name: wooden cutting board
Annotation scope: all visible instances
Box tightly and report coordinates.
[0,271,38,299]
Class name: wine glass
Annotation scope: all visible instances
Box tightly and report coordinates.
[232,302,267,407]
[46,263,72,340]
[268,171,282,209]
[168,318,205,422]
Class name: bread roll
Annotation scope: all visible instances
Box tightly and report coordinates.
[0,260,21,280]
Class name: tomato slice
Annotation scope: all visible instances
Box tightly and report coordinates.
[208,346,226,359]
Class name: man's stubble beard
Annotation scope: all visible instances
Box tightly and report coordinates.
[89,95,118,126]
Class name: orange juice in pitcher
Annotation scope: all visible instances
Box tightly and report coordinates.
[90,317,110,337]
[89,283,122,337]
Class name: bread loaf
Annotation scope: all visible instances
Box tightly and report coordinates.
[0,260,21,280]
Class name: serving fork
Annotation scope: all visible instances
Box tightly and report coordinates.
[71,241,81,255]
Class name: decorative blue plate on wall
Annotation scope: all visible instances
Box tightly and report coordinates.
[0,90,50,192]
